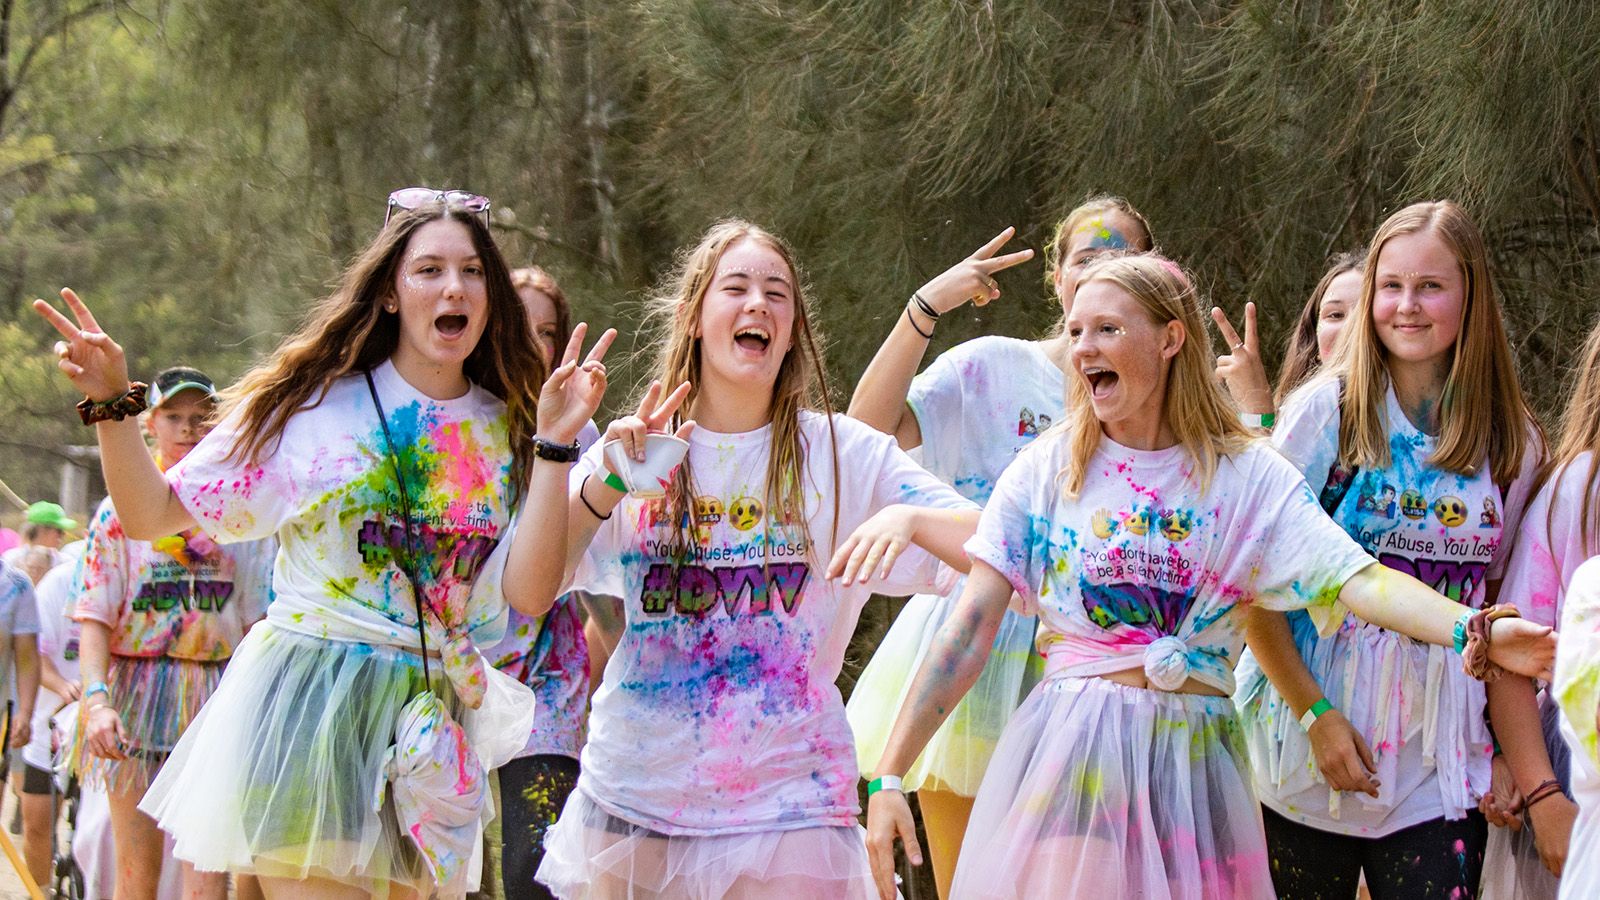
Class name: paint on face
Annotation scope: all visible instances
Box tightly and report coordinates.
[1372,228,1466,367]
[390,219,490,392]
[1067,280,1180,447]
[695,238,797,403]
[1055,212,1145,311]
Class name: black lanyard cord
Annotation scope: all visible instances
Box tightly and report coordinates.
[364,370,433,688]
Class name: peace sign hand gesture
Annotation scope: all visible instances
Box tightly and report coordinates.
[602,379,695,470]
[914,227,1035,316]
[33,288,131,402]
[1211,302,1274,416]
[538,322,616,444]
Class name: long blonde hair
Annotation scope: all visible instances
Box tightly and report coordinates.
[1330,201,1535,484]
[1058,254,1254,497]
[1544,315,1600,554]
[643,219,840,561]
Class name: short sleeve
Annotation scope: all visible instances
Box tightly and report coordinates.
[1229,451,1374,618]
[1499,475,1564,629]
[905,345,969,481]
[73,499,128,629]
[1487,421,1547,582]
[7,575,38,636]
[165,411,297,543]
[964,447,1047,615]
[1271,376,1342,487]
[857,427,978,598]
[568,444,628,600]
[1555,556,1600,769]
[31,566,72,659]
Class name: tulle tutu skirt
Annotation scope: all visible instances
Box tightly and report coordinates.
[139,624,454,897]
[950,676,1275,900]
[78,655,224,795]
[848,591,1042,795]
[536,788,883,899]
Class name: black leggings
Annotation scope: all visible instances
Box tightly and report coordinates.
[498,754,580,900]
[1262,805,1487,899]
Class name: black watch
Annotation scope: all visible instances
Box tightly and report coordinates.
[531,436,581,463]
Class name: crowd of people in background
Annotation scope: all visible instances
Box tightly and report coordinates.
[0,186,1588,900]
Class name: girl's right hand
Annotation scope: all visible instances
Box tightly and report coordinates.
[1308,708,1381,797]
[83,703,130,761]
[602,379,694,467]
[865,787,921,900]
[32,288,132,401]
[914,227,1035,315]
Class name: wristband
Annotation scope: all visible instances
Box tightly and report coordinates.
[1298,697,1333,730]
[867,775,903,797]
[602,471,628,493]
[1239,411,1276,429]
[84,681,111,701]
[1453,610,1472,654]
[1523,778,1565,812]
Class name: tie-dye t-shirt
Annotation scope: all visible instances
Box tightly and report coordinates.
[1249,376,1537,835]
[484,420,601,760]
[73,496,273,660]
[569,411,975,834]
[907,335,1064,501]
[968,432,1371,695]
[1554,558,1600,900]
[1500,452,1597,631]
[165,360,516,657]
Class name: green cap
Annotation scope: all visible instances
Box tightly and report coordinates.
[24,501,76,532]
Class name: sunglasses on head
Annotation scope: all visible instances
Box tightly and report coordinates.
[384,187,492,227]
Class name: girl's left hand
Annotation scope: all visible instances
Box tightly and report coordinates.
[1478,754,1523,829]
[538,323,616,444]
[1211,303,1274,416]
[1488,619,1557,681]
[828,505,916,587]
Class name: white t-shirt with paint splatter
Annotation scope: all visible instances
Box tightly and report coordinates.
[1246,376,1538,836]
[166,360,517,657]
[969,431,1370,695]
[569,411,975,834]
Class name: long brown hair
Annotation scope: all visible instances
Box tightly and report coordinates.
[1058,254,1254,497]
[219,201,546,503]
[1330,201,1535,484]
[643,219,840,561]
[1544,315,1600,554]
[1274,250,1365,406]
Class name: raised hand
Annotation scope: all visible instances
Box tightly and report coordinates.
[33,288,131,401]
[915,227,1035,315]
[1308,709,1381,797]
[1211,302,1273,416]
[1488,618,1557,681]
[602,379,694,467]
[538,322,616,444]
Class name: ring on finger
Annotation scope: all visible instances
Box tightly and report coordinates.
[1233,341,1246,350]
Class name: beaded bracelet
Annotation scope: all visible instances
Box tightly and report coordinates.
[76,382,148,426]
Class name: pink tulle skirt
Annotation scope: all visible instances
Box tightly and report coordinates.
[536,788,883,899]
[951,676,1275,900]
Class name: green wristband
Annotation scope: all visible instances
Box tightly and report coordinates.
[1453,610,1472,655]
[602,471,628,493]
[867,775,903,797]
[1299,698,1333,730]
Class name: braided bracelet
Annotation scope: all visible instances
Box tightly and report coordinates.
[1523,778,1565,812]
[1459,603,1522,682]
[76,382,149,425]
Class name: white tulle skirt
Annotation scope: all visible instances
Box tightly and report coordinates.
[139,624,455,897]
[536,788,884,899]
[950,676,1275,900]
[848,589,1042,795]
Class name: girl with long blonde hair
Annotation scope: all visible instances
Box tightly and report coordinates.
[1235,200,1545,898]
[534,219,980,898]
[35,192,611,899]
[846,196,1152,898]
[864,253,1555,900]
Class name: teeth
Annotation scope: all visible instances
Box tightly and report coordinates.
[735,327,770,341]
